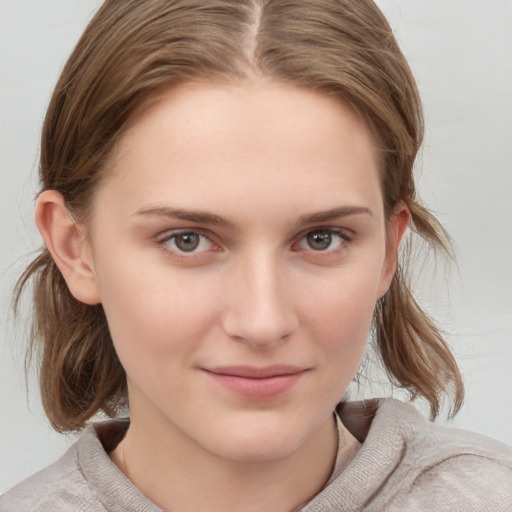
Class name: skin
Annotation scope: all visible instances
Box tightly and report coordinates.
[36,81,409,511]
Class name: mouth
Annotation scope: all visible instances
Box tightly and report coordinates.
[201,365,308,399]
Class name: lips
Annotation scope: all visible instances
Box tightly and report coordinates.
[201,365,307,399]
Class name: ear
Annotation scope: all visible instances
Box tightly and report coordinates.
[35,190,101,305]
[377,202,410,298]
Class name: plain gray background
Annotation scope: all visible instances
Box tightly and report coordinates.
[1,0,511,493]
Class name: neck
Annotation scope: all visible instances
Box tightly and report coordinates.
[110,410,339,512]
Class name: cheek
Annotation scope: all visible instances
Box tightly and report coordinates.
[303,263,382,367]
[93,250,220,368]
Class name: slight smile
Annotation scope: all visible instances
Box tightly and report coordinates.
[201,366,309,399]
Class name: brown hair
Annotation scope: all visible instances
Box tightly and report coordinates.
[16,0,463,432]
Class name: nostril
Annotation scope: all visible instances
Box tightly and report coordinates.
[220,298,298,348]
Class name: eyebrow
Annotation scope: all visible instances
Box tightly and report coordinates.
[296,206,372,225]
[134,205,372,228]
[134,206,236,228]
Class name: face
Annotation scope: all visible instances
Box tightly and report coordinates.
[82,81,403,461]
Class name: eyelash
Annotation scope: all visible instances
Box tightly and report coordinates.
[292,228,352,254]
[157,229,218,259]
[156,227,353,259]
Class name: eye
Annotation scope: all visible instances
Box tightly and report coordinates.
[296,228,348,252]
[160,230,215,254]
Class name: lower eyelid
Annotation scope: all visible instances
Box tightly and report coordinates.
[155,228,353,257]
[295,228,351,250]
[157,230,215,252]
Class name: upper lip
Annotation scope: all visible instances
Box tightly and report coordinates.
[203,365,307,379]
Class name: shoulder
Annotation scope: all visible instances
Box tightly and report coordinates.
[372,399,512,511]
[0,430,105,511]
[311,398,512,512]
[394,451,512,511]
[0,420,145,512]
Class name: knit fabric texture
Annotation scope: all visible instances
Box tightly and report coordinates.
[2,398,511,511]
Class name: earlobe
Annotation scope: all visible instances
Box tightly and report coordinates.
[35,190,101,305]
[377,203,410,298]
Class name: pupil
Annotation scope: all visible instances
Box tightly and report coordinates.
[176,233,200,251]
[307,231,332,250]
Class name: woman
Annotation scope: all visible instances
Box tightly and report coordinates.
[2,1,511,510]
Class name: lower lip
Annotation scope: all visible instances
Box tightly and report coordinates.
[203,371,306,399]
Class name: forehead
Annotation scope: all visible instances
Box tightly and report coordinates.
[116,80,378,158]
[95,81,384,224]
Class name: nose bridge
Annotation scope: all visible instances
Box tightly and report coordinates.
[221,247,297,347]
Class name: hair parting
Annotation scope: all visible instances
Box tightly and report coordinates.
[15,0,463,431]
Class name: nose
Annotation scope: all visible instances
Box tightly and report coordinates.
[220,250,299,349]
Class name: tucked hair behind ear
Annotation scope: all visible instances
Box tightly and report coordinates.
[16,0,463,431]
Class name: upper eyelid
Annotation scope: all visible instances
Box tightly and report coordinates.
[155,226,353,251]
[294,226,353,242]
[157,228,217,251]
[305,226,351,234]
[156,230,218,259]
[157,227,212,241]
[156,225,351,237]
[291,228,353,258]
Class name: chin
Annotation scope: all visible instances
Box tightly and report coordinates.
[200,413,313,463]
[210,435,300,463]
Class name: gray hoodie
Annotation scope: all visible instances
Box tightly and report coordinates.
[2,398,511,511]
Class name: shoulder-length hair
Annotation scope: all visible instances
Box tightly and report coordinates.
[16,0,463,431]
